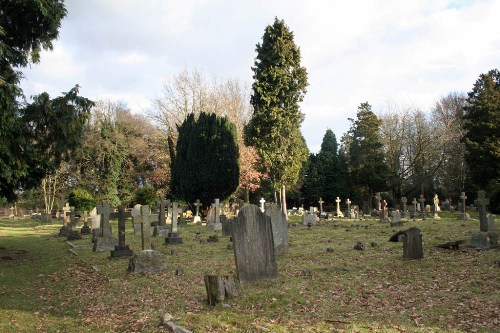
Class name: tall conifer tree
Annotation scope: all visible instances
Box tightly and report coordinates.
[245,17,309,216]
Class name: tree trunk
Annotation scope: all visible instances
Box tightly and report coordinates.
[204,275,237,306]
[281,185,288,220]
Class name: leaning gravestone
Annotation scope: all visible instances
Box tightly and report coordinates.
[265,204,289,257]
[93,201,118,252]
[232,205,277,284]
[403,227,424,260]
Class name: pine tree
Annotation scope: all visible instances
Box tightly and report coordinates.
[463,69,500,189]
[245,17,309,215]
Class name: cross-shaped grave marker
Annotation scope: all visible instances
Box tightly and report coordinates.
[335,197,343,217]
[474,190,490,232]
[194,199,202,217]
[136,205,152,250]
[318,198,324,214]
[412,198,417,222]
[259,198,266,213]
[460,192,467,214]
[419,195,426,220]
[110,205,133,258]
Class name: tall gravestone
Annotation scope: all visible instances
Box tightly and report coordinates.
[401,197,410,218]
[403,228,424,260]
[432,194,440,219]
[110,205,133,258]
[346,199,352,219]
[419,195,426,219]
[318,198,324,215]
[335,197,344,217]
[232,205,277,284]
[153,198,169,237]
[265,204,289,257]
[165,202,183,244]
[207,199,222,231]
[93,201,118,252]
[458,192,470,220]
[193,199,202,224]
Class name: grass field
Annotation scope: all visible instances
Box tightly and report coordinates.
[0,211,498,333]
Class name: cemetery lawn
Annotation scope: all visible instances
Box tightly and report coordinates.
[0,214,498,333]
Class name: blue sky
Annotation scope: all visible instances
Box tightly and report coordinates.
[20,0,499,152]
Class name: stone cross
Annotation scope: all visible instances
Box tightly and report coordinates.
[318,198,324,214]
[194,199,202,217]
[474,190,490,232]
[401,197,407,212]
[375,192,381,210]
[412,198,417,222]
[419,195,426,220]
[67,206,77,229]
[213,199,220,223]
[158,198,167,226]
[335,197,343,217]
[138,205,152,250]
[460,192,467,214]
[166,199,172,219]
[9,206,15,218]
[117,205,131,247]
[63,203,71,224]
[171,202,179,233]
[346,199,352,218]
[97,201,114,237]
[259,198,266,213]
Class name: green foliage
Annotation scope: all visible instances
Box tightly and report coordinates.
[0,1,94,202]
[134,185,157,207]
[171,112,239,207]
[346,102,389,200]
[68,188,95,212]
[463,69,500,189]
[246,17,309,191]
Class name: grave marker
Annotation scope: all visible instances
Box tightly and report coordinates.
[346,199,352,219]
[232,205,277,284]
[403,228,424,260]
[93,201,118,252]
[110,205,133,258]
[265,204,288,257]
[318,198,324,215]
[335,197,344,217]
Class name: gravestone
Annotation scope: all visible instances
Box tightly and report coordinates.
[390,211,403,227]
[66,207,82,241]
[221,216,234,237]
[232,205,278,284]
[265,204,289,257]
[458,192,470,220]
[318,198,324,215]
[93,201,118,252]
[402,228,424,260]
[302,213,317,226]
[380,200,388,221]
[207,199,222,231]
[192,199,202,224]
[110,205,134,258]
[346,199,352,219]
[335,197,344,217]
[470,191,498,249]
[165,202,183,245]
[419,195,426,219]
[153,199,169,237]
[128,249,166,273]
[80,211,91,234]
[362,201,369,215]
[62,203,71,224]
[401,197,410,218]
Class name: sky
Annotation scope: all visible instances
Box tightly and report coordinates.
[20,0,500,153]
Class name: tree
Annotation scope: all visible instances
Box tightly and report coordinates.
[347,102,389,202]
[171,112,239,209]
[245,17,309,216]
[463,69,500,189]
[1,1,93,201]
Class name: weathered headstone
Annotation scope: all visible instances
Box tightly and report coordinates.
[390,211,403,227]
[153,199,169,237]
[335,197,344,217]
[93,201,118,252]
[66,207,82,240]
[318,198,324,215]
[165,202,183,244]
[402,227,424,260]
[207,199,222,231]
[412,198,417,222]
[401,197,410,218]
[419,195,426,219]
[346,199,352,219]
[80,211,91,234]
[221,216,234,237]
[470,191,498,249]
[110,205,134,258]
[128,249,166,273]
[458,192,470,220]
[265,204,289,257]
[62,203,71,224]
[232,205,277,284]
[375,192,381,210]
[302,213,317,226]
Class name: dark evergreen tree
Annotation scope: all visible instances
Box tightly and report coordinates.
[172,112,239,208]
[347,102,389,202]
[245,17,309,215]
[463,69,500,189]
[1,1,93,201]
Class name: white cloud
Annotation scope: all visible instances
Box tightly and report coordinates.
[19,0,500,152]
